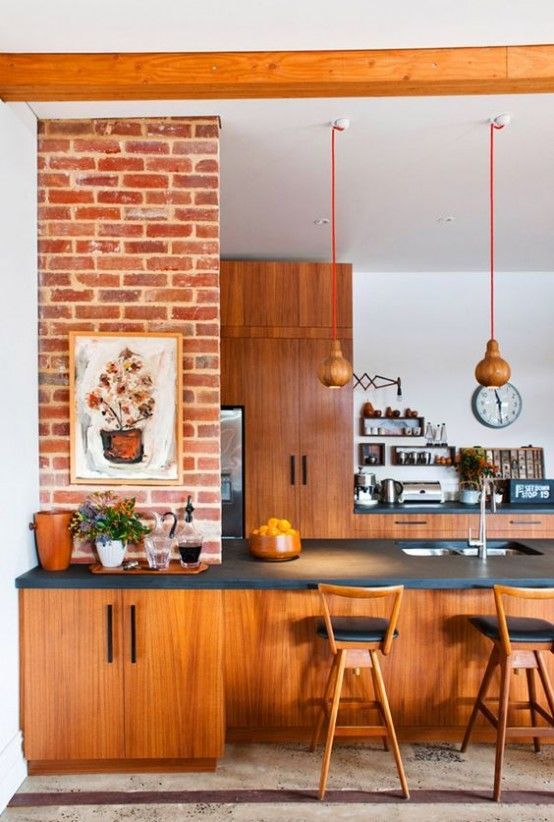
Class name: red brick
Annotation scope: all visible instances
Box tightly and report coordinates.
[75,240,121,254]
[97,190,143,205]
[48,255,95,270]
[49,189,94,204]
[98,289,141,302]
[184,374,219,388]
[173,141,218,155]
[49,156,96,171]
[197,424,219,437]
[39,439,70,454]
[45,121,93,136]
[145,157,192,172]
[48,221,95,236]
[172,272,218,287]
[76,273,120,287]
[94,121,143,136]
[38,239,72,253]
[96,322,146,332]
[97,256,145,271]
[195,124,219,138]
[175,207,217,222]
[182,472,220,486]
[53,456,70,469]
[183,331,219,345]
[38,138,71,152]
[195,257,219,270]
[124,241,168,254]
[52,422,70,436]
[39,404,68,419]
[75,305,121,319]
[145,288,193,302]
[98,156,144,171]
[194,505,220,519]
[76,174,119,187]
[49,288,94,305]
[146,256,192,271]
[41,273,71,287]
[98,223,144,237]
[122,174,169,189]
[75,207,121,220]
[123,272,167,286]
[146,123,192,138]
[40,305,73,319]
[195,159,219,173]
[39,173,70,187]
[150,490,190,503]
[174,174,218,188]
[124,207,167,220]
[73,138,121,154]
[196,225,218,238]
[146,191,191,205]
[195,191,219,205]
[124,306,168,320]
[171,240,218,255]
[195,322,219,336]
[146,223,192,238]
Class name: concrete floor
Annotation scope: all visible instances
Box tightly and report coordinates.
[2,742,554,821]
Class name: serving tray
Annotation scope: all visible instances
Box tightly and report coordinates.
[89,561,209,575]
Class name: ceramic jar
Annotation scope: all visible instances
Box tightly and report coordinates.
[96,539,127,568]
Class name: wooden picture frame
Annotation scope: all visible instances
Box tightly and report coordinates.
[69,331,183,485]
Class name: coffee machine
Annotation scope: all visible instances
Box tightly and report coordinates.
[354,467,378,506]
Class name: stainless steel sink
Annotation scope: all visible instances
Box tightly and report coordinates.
[398,540,542,557]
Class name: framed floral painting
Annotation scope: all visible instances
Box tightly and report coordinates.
[70,332,183,484]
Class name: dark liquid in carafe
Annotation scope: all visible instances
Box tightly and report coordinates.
[178,543,202,564]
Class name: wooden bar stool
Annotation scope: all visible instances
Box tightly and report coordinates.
[309,583,409,800]
[461,584,554,801]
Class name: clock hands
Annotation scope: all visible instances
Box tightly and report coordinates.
[494,389,504,424]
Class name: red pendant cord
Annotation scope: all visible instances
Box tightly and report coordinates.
[489,121,504,340]
[331,126,338,340]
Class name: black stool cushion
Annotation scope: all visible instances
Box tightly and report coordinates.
[470,615,554,643]
[317,616,398,643]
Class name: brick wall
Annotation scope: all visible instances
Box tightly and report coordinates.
[37,117,222,562]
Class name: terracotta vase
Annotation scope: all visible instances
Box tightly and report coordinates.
[249,532,301,562]
[30,510,74,571]
[100,428,144,464]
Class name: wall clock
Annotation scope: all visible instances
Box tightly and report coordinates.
[471,383,522,429]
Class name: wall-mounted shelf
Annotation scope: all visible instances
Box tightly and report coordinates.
[361,416,424,437]
[359,443,386,467]
[484,446,544,479]
[391,444,456,467]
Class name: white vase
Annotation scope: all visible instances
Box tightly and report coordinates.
[96,539,127,568]
[459,488,481,505]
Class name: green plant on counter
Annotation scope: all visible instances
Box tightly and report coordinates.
[70,490,150,544]
[458,447,497,491]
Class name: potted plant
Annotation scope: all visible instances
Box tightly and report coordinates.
[86,347,155,464]
[70,491,150,567]
[457,447,497,505]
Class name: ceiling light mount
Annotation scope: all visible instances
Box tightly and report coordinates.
[332,118,350,132]
[490,112,511,129]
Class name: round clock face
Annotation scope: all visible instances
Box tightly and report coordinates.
[471,383,522,429]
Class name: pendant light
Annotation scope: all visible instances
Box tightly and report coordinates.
[318,119,353,388]
[474,113,512,388]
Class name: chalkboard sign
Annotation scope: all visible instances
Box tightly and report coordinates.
[509,479,554,504]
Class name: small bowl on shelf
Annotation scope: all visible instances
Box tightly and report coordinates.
[249,532,302,562]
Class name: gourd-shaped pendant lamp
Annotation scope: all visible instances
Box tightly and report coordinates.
[318,119,353,388]
[475,114,512,388]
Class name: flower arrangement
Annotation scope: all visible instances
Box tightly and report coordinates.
[70,491,150,545]
[87,347,155,432]
[458,447,497,491]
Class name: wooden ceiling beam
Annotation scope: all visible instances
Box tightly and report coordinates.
[1,46,554,101]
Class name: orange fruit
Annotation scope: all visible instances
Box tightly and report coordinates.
[267,517,279,529]
[278,519,292,532]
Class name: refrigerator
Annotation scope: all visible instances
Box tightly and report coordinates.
[220,406,245,538]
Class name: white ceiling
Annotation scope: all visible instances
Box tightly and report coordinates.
[3,0,554,51]
[8,0,554,271]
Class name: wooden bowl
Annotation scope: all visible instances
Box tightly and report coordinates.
[249,532,301,562]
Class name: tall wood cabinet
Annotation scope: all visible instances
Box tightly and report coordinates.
[221,260,353,537]
[20,589,224,771]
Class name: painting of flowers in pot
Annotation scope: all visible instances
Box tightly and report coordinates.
[70,332,182,484]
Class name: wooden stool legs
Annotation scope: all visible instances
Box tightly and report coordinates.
[313,649,409,800]
[462,646,554,802]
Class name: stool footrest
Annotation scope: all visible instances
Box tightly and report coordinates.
[334,724,388,738]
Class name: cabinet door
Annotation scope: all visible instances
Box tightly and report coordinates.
[298,263,352,329]
[351,514,477,539]
[298,339,354,537]
[122,590,224,760]
[222,337,300,532]
[220,260,300,328]
[486,514,553,538]
[20,589,124,761]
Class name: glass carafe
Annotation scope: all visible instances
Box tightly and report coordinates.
[144,511,175,570]
[172,496,203,569]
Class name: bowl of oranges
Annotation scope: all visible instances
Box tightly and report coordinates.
[249,517,301,561]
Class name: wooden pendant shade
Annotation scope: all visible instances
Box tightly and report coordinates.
[318,339,353,388]
[475,338,511,388]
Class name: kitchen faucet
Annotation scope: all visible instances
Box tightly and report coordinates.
[467,477,496,560]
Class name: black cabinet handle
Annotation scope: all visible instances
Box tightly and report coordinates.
[394,520,428,525]
[106,604,113,664]
[290,455,296,485]
[510,520,542,525]
[302,455,308,485]
[130,604,137,664]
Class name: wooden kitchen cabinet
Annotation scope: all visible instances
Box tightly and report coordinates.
[20,589,224,772]
[486,513,554,538]
[352,513,478,539]
[221,260,354,538]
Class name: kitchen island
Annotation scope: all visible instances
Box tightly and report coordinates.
[16,538,554,773]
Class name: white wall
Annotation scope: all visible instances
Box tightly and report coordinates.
[354,271,554,495]
[0,102,39,810]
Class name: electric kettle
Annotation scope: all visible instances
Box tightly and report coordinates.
[380,478,404,504]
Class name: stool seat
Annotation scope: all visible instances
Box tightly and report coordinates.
[317,616,398,644]
[470,615,554,644]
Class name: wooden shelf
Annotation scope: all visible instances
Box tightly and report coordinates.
[361,416,424,437]
[391,445,456,467]
[359,443,386,467]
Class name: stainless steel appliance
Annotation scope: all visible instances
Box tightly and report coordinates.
[379,478,404,504]
[401,480,443,504]
[355,468,378,506]
[220,406,244,538]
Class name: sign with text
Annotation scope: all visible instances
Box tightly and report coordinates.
[509,479,554,504]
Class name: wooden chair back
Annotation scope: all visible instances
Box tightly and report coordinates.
[318,583,404,656]
[493,584,554,656]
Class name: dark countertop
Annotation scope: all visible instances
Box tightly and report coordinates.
[354,502,554,515]
[15,538,554,591]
